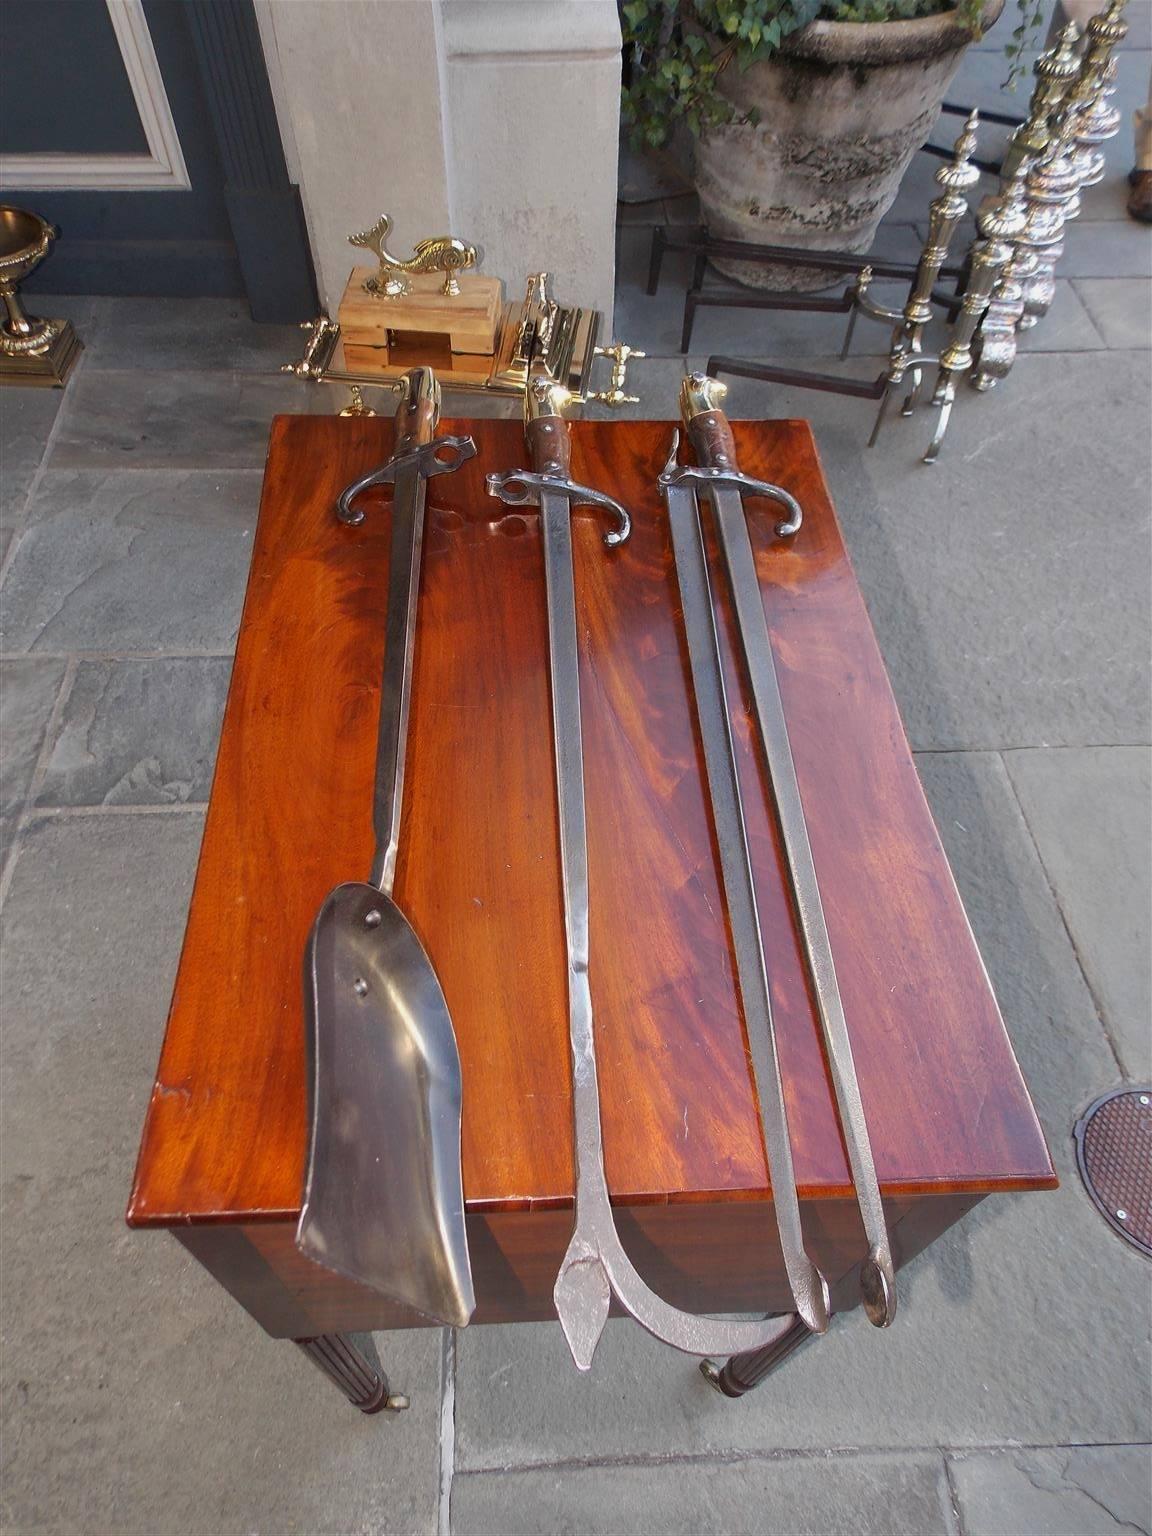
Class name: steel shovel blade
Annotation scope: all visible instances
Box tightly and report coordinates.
[297,881,474,1327]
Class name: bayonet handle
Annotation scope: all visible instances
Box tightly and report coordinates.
[680,372,739,472]
[526,413,571,479]
[526,362,574,478]
[394,365,441,453]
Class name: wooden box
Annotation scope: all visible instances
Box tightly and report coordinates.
[337,267,503,383]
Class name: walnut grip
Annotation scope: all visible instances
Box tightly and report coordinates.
[393,366,441,452]
[525,364,574,478]
[526,414,571,478]
[680,372,739,471]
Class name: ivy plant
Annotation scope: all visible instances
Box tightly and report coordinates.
[621,0,1035,150]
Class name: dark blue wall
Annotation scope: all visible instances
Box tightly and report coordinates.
[2,0,316,316]
[1,0,148,154]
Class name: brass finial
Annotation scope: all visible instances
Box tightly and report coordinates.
[1037,21,1083,83]
[937,110,982,193]
[1069,0,1128,189]
[1002,24,1084,178]
[1086,0,1128,50]
[1076,0,1128,100]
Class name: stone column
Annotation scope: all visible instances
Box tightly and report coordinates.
[254,0,621,323]
[443,1,621,325]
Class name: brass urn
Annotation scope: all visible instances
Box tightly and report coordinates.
[0,205,82,386]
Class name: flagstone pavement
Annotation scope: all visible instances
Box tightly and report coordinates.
[1,14,1149,1535]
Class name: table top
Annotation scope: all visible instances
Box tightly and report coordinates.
[128,414,1055,1229]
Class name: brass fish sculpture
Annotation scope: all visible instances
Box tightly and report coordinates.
[349,213,479,299]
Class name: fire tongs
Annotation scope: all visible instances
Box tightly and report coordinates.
[488,365,827,1370]
[664,374,897,1332]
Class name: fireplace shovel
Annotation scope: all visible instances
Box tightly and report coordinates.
[296,368,477,1329]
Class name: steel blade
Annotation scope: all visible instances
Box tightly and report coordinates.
[664,478,829,1334]
[706,482,895,1326]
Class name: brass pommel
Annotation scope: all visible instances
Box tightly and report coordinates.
[679,372,728,424]
[679,372,739,471]
[394,366,441,451]
[525,361,575,424]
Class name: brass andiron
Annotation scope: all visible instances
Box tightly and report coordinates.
[1006,7,1127,334]
[972,166,1040,391]
[968,24,1080,390]
[0,206,82,387]
[862,111,983,445]
[349,213,479,298]
[897,109,982,416]
[922,175,1027,463]
[972,2,1126,368]
[1017,87,1089,330]
[511,272,559,369]
[970,12,1123,386]
[842,112,981,374]
[705,111,995,461]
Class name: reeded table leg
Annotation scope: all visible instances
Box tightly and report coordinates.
[294,1332,409,1415]
[700,1314,817,1398]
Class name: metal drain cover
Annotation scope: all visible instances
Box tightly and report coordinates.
[1074,1087,1152,1258]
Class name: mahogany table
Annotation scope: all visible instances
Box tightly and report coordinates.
[127,415,1055,1412]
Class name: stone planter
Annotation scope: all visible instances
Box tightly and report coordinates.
[694,0,1004,290]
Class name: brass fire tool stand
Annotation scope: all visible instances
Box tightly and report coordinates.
[0,207,82,387]
[285,233,643,408]
[487,362,825,1372]
[669,375,896,1364]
